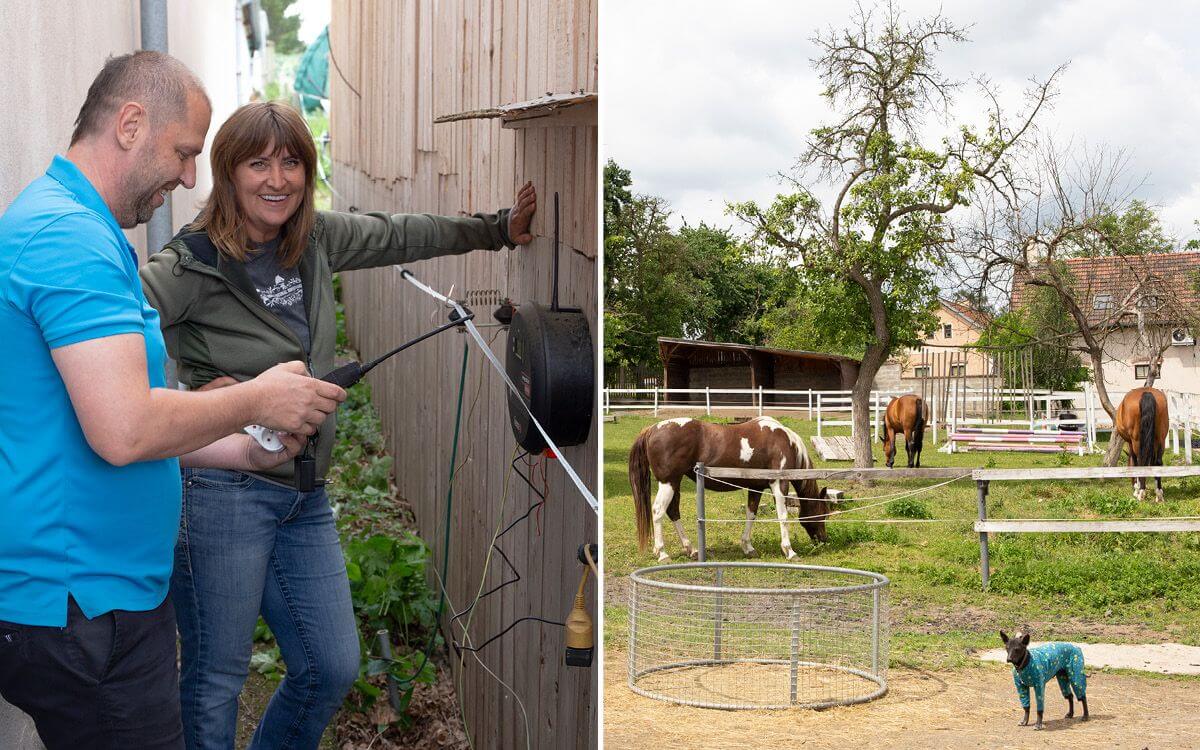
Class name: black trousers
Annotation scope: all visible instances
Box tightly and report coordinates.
[0,595,183,750]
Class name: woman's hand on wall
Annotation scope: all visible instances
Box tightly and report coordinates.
[508,181,537,245]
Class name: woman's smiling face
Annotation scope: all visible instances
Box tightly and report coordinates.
[233,141,306,243]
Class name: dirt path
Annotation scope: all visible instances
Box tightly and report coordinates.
[605,650,1200,749]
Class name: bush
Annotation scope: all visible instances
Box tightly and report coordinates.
[888,497,933,519]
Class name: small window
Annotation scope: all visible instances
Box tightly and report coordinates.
[949,363,966,376]
[1138,295,1159,309]
[943,323,953,338]
[1135,363,1155,380]
[913,366,931,377]
[1093,294,1113,310]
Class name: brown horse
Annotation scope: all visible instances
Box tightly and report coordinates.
[1114,387,1169,502]
[628,416,829,561]
[882,394,929,468]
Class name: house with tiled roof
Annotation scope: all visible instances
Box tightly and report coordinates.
[897,298,993,380]
[1010,251,1200,394]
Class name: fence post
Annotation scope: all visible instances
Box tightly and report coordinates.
[705,386,711,416]
[789,596,800,705]
[758,385,764,417]
[816,394,823,438]
[653,386,659,416]
[977,479,990,591]
[1186,394,1194,464]
[695,462,707,562]
[872,391,879,441]
[713,566,723,661]
[931,390,938,444]
[808,388,813,420]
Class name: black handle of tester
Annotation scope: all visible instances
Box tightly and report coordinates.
[296,309,474,491]
[321,311,474,389]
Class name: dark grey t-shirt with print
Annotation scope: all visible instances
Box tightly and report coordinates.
[243,238,311,354]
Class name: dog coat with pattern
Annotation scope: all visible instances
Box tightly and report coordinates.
[1011,642,1087,712]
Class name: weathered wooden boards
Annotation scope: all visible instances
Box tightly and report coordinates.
[331,1,597,748]
[810,435,856,461]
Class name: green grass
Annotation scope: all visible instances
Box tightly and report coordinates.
[604,413,1200,670]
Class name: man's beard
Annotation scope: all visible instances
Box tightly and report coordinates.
[131,184,162,226]
[119,156,172,228]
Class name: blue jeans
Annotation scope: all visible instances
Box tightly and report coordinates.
[172,469,360,750]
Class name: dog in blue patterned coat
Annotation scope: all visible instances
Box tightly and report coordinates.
[1001,630,1089,730]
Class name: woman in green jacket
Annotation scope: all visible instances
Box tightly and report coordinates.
[140,101,535,750]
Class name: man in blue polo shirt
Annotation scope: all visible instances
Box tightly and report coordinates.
[0,52,346,749]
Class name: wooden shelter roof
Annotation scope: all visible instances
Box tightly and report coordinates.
[657,337,860,366]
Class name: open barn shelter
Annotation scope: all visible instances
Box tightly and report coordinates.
[659,338,860,405]
[330,2,597,748]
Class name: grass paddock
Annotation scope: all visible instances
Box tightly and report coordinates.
[604,413,1200,671]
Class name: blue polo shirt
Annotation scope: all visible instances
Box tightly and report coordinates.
[0,156,180,626]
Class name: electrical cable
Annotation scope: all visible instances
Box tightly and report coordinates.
[388,339,470,687]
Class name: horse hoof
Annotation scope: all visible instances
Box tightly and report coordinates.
[1156,491,1165,503]
[655,550,670,562]
[741,546,757,557]
[783,550,798,561]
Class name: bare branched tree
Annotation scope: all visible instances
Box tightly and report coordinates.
[732,1,1062,466]
[958,139,1198,464]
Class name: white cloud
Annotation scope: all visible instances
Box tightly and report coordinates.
[603,0,1200,239]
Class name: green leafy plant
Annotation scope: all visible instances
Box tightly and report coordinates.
[888,497,933,520]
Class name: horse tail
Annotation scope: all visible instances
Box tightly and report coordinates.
[1138,390,1158,467]
[913,397,927,449]
[629,427,654,551]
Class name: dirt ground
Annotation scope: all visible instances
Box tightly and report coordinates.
[605,650,1200,749]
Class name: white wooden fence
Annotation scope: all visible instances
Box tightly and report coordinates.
[605,385,1198,461]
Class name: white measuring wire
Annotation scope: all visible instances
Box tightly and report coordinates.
[698,474,970,524]
[697,468,971,504]
[400,268,598,514]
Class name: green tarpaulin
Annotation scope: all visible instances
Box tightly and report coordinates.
[294,26,328,113]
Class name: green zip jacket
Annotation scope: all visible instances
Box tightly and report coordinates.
[140,207,513,487]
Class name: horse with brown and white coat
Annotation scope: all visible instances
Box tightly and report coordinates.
[628,417,830,561]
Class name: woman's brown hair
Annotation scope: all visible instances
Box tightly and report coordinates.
[192,101,317,268]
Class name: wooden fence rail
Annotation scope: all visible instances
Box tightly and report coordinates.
[694,464,1200,591]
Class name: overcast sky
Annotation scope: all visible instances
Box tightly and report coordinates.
[602,0,1200,245]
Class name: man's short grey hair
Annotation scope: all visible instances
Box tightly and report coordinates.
[70,50,209,146]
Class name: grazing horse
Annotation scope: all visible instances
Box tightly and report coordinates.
[628,416,830,562]
[882,394,929,468]
[1114,387,1169,502]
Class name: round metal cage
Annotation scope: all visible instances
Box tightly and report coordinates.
[628,562,889,710]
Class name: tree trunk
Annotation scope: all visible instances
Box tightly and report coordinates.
[1086,348,1125,466]
[852,343,888,468]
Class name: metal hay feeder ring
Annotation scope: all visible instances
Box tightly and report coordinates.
[627,562,889,710]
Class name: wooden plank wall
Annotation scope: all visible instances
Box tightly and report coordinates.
[329,2,598,748]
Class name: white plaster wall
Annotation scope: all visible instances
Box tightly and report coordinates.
[0,1,141,249]
[0,0,252,259]
[1086,328,1200,396]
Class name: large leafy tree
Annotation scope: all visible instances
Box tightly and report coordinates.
[732,3,1060,466]
[261,0,306,55]
[603,162,803,373]
[604,192,706,370]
